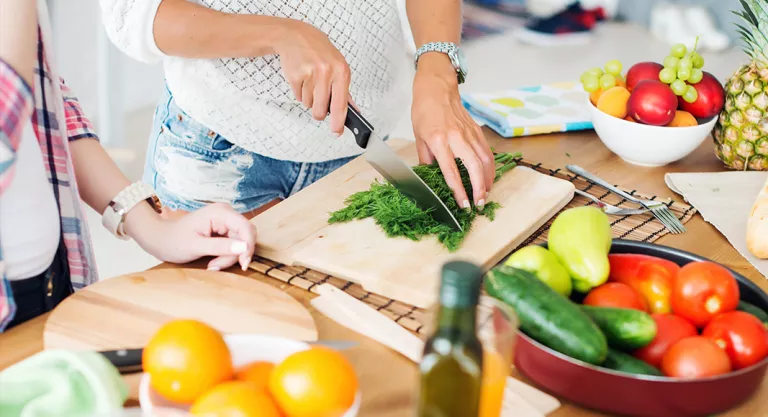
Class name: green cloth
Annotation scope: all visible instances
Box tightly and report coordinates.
[0,350,128,417]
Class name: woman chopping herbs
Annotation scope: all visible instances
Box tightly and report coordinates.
[0,0,258,331]
[100,0,494,219]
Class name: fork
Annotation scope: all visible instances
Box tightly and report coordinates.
[574,190,650,216]
[566,165,687,234]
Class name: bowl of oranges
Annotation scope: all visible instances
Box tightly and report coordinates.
[139,319,361,417]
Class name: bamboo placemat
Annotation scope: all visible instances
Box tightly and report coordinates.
[248,160,698,335]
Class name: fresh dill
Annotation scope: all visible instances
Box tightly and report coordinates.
[328,152,522,251]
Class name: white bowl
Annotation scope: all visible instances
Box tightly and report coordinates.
[588,98,718,167]
[139,334,361,416]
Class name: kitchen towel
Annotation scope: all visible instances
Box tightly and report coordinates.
[665,171,768,279]
[0,350,128,417]
[461,82,593,138]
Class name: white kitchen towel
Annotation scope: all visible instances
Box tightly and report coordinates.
[665,171,768,279]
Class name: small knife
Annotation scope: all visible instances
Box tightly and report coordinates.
[99,340,358,374]
[343,104,463,231]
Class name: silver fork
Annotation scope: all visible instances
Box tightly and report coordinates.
[566,165,687,234]
[574,190,650,216]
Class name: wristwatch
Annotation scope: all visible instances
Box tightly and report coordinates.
[414,42,467,84]
[102,182,163,240]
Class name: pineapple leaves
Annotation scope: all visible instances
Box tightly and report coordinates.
[740,0,760,28]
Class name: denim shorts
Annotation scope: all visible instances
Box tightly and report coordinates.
[143,86,355,213]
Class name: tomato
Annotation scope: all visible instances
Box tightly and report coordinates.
[583,282,648,311]
[633,314,698,367]
[608,254,679,314]
[702,311,768,369]
[671,261,739,327]
[660,336,732,378]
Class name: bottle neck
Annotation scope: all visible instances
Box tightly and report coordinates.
[435,305,477,338]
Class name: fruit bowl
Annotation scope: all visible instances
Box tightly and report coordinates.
[139,334,362,416]
[588,98,718,167]
[514,239,768,417]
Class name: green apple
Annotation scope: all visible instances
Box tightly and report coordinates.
[503,245,572,296]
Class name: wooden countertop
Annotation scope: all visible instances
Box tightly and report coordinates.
[1,129,766,417]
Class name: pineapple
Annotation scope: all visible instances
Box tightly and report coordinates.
[713,0,768,170]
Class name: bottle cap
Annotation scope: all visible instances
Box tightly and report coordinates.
[439,261,484,308]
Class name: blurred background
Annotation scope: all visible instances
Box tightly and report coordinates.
[49,0,744,278]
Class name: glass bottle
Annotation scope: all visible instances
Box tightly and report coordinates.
[417,261,484,417]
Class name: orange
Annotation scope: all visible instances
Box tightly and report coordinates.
[143,319,233,404]
[235,361,275,391]
[597,86,631,119]
[616,76,627,89]
[268,346,358,417]
[190,381,282,417]
[666,110,698,127]
[589,88,604,106]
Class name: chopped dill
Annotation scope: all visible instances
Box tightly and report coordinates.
[328,152,522,251]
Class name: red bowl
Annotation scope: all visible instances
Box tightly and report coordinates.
[513,240,768,417]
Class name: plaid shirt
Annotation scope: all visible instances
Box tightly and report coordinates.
[0,31,98,330]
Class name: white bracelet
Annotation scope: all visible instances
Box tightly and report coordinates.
[102,182,162,240]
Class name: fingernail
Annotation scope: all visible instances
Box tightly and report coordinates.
[462,200,470,209]
[231,241,247,254]
[208,266,221,272]
[477,199,485,209]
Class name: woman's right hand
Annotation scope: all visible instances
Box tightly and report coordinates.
[275,20,351,137]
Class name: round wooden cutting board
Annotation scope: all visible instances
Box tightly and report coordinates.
[44,268,318,350]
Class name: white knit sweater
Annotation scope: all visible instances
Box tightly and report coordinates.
[100,0,411,162]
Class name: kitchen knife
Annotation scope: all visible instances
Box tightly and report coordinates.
[99,340,358,374]
[344,104,463,231]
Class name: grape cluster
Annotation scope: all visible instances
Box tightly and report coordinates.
[580,60,623,93]
[659,42,704,103]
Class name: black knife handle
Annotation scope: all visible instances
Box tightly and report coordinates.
[100,348,144,374]
[343,104,373,149]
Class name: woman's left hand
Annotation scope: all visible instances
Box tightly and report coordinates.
[129,203,258,272]
[411,54,495,210]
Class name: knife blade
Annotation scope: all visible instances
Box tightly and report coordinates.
[99,340,358,374]
[343,104,463,231]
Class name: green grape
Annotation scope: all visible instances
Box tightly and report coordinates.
[586,67,604,78]
[663,56,680,69]
[599,73,617,90]
[671,79,688,96]
[678,57,693,71]
[583,75,600,92]
[691,53,705,69]
[659,68,677,84]
[688,68,704,84]
[580,71,592,84]
[683,85,699,103]
[677,68,691,81]
[671,43,687,58]
[604,60,623,76]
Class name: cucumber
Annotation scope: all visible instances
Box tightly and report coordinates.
[580,305,656,351]
[485,265,608,365]
[601,348,663,377]
[737,301,768,324]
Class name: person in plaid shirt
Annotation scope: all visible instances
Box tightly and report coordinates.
[0,0,258,331]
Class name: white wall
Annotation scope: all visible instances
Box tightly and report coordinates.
[50,0,164,135]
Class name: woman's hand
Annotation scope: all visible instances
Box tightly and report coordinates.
[411,54,495,209]
[275,20,351,137]
[128,203,258,272]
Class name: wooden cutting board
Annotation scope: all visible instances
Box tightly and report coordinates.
[44,269,318,350]
[252,140,574,308]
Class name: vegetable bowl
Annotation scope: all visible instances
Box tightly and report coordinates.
[513,240,768,417]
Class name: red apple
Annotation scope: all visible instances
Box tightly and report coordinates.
[627,80,677,126]
[677,72,725,119]
[626,62,664,92]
